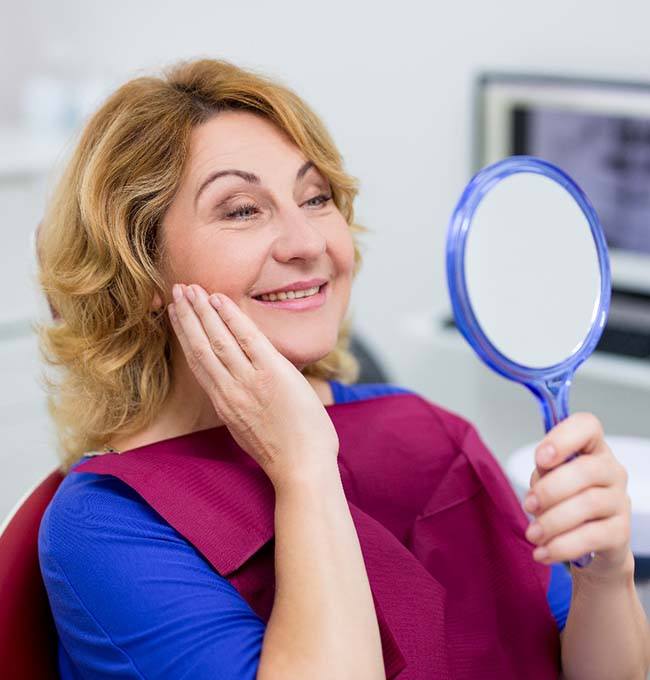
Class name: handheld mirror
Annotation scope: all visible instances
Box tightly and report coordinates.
[446,156,611,568]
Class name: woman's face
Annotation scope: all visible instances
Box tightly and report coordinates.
[157,110,356,371]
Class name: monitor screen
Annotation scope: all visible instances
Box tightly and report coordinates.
[511,105,650,256]
[476,73,650,294]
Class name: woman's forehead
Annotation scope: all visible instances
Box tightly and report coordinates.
[188,111,305,180]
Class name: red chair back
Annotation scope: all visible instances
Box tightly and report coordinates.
[0,470,64,679]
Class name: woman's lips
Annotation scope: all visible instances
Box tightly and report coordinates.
[251,282,328,311]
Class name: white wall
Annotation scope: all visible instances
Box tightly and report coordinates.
[3,0,650,522]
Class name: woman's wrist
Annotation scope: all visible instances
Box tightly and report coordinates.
[270,456,342,496]
[570,549,636,590]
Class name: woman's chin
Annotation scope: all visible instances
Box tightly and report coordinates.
[273,340,335,370]
[252,316,341,368]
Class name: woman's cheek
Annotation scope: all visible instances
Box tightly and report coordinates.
[188,233,264,298]
[333,220,357,276]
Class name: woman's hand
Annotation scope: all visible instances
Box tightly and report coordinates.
[167,283,340,489]
[523,412,634,581]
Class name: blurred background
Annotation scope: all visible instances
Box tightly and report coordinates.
[2,1,650,603]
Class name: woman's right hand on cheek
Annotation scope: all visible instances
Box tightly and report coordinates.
[167,283,340,489]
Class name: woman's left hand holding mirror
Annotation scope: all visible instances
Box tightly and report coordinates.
[524,412,633,580]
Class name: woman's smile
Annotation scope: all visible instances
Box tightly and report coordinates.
[251,281,329,311]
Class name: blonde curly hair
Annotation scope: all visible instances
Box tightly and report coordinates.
[35,57,369,474]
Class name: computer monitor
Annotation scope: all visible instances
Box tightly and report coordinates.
[474,72,650,297]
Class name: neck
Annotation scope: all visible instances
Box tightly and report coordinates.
[105,367,333,454]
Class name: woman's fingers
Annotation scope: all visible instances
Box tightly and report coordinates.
[525,485,623,546]
[185,284,256,377]
[169,282,279,388]
[534,412,606,471]
[526,450,615,514]
[531,513,630,564]
[528,466,541,488]
[204,288,276,370]
[168,286,230,394]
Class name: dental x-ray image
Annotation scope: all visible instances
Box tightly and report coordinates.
[512,105,650,255]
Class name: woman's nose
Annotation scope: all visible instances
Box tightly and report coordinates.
[272,209,327,262]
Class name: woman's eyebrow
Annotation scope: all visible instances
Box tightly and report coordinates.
[194,159,315,208]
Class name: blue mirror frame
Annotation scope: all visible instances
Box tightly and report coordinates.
[446,156,611,434]
[446,156,611,568]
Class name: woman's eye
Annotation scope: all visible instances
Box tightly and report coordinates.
[306,193,332,208]
[223,193,331,221]
[224,203,260,221]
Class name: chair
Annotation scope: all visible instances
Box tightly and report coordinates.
[349,333,390,384]
[0,468,64,679]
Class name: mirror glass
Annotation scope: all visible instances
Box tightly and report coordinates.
[464,172,601,368]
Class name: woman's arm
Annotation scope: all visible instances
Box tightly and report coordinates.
[522,412,650,679]
[168,286,386,678]
[257,464,385,680]
[559,552,650,680]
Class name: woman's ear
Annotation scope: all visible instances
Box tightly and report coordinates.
[150,290,164,311]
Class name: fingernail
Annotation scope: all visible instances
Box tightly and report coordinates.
[538,444,555,466]
[185,285,196,303]
[173,284,182,303]
[523,493,539,513]
[526,522,543,542]
[210,294,222,308]
[533,547,549,561]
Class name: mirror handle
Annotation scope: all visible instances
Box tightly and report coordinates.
[527,374,595,569]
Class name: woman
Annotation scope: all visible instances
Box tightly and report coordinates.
[36,58,649,679]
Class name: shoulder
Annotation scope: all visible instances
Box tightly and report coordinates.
[39,462,180,566]
[38,461,211,615]
[38,462,266,678]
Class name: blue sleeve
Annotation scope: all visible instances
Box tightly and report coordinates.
[38,471,266,679]
[547,562,572,632]
[328,379,413,404]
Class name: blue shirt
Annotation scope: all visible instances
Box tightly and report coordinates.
[39,380,572,679]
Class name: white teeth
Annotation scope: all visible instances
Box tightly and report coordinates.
[259,285,321,302]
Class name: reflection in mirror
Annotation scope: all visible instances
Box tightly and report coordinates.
[464,172,601,368]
